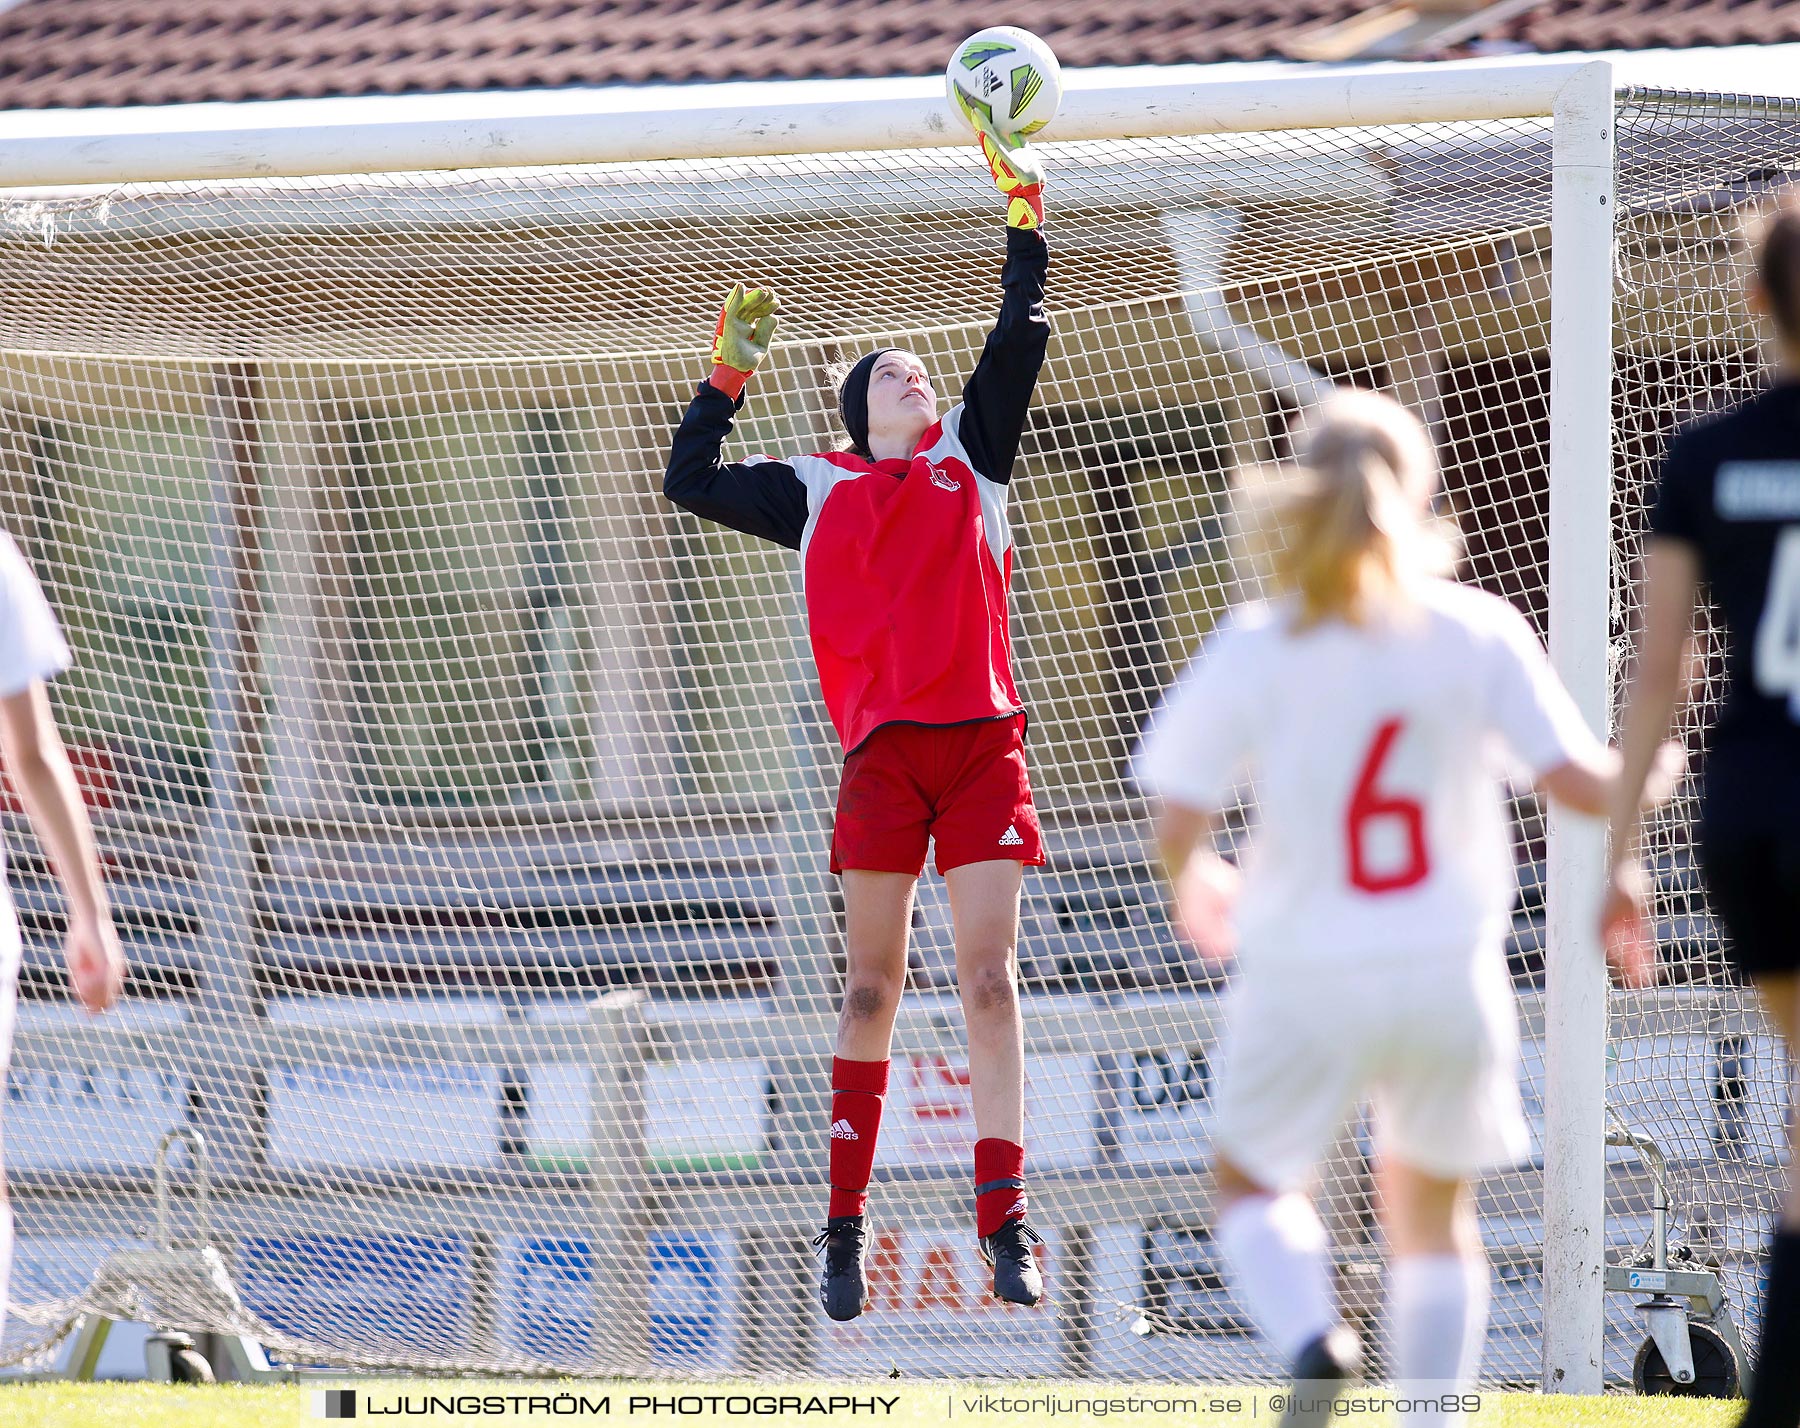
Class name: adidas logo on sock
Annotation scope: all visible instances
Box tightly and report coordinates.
[1009,1197,1029,1219]
[830,1118,859,1141]
[998,824,1024,847]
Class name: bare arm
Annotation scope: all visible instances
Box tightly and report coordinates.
[1595,538,1700,985]
[1154,800,1213,886]
[1607,539,1700,860]
[1152,799,1237,962]
[0,683,122,1012]
[1538,746,1624,818]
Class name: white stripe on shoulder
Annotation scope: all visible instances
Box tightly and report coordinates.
[925,404,1012,568]
[920,404,977,472]
[790,454,870,563]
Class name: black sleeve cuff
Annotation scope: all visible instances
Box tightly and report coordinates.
[696,379,748,413]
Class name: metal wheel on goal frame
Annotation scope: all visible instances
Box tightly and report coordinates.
[1633,1320,1742,1397]
[1605,1119,1749,1399]
[146,1331,215,1385]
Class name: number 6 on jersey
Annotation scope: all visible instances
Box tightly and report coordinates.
[1346,717,1431,894]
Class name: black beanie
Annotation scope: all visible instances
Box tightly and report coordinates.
[837,348,894,457]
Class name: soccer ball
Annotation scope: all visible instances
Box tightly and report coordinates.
[945,26,1063,139]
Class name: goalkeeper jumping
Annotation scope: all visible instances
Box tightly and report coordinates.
[663,121,1050,1320]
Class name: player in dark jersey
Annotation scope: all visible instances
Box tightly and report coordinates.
[1607,193,1800,1427]
[663,121,1050,1321]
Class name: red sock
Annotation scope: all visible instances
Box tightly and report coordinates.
[975,1137,1027,1239]
[827,1056,888,1221]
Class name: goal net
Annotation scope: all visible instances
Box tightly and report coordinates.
[0,67,1791,1386]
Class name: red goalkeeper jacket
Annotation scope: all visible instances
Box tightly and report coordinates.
[663,226,1050,757]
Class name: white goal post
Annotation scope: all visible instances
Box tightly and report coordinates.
[3,61,1610,186]
[0,57,1784,1393]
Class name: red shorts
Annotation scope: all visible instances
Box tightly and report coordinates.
[830,715,1046,877]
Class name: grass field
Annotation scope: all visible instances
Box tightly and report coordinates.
[0,1382,1751,1428]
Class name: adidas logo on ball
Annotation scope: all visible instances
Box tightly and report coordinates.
[946,26,1064,139]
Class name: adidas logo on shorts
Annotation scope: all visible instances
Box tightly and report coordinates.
[830,1118,859,1141]
[999,824,1024,847]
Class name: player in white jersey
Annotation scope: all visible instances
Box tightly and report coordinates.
[0,531,124,1334]
[1134,392,1676,1427]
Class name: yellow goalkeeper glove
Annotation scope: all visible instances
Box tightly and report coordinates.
[709,284,780,398]
[977,122,1045,231]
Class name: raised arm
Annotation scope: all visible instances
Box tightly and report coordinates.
[959,127,1051,485]
[662,284,808,550]
[664,383,807,550]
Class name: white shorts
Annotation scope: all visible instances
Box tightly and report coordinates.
[1211,947,1530,1191]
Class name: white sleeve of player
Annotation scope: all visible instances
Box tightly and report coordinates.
[1486,599,1603,779]
[0,532,71,699]
[1131,617,1255,811]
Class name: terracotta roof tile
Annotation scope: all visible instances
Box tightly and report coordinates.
[1503,0,1800,53]
[0,0,1787,112]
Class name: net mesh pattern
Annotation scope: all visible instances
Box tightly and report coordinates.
[0,92,1787,1383]
[1605,87,1800,1384]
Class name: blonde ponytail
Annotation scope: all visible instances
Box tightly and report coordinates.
[1235,390,1452,628]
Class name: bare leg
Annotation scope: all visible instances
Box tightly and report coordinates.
[1211,1155,1342,1368]
[944,858,1041,1302]
[1381,1161,1484,1424]
[1749,974,1799,1226]
[1214,1154,1275,1215]
[1736,973,1800,1425]
[815,870,918,1320]
[835,870,916,1061]
[1380,1162,1477,1260]
[944,858,1025,1142]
